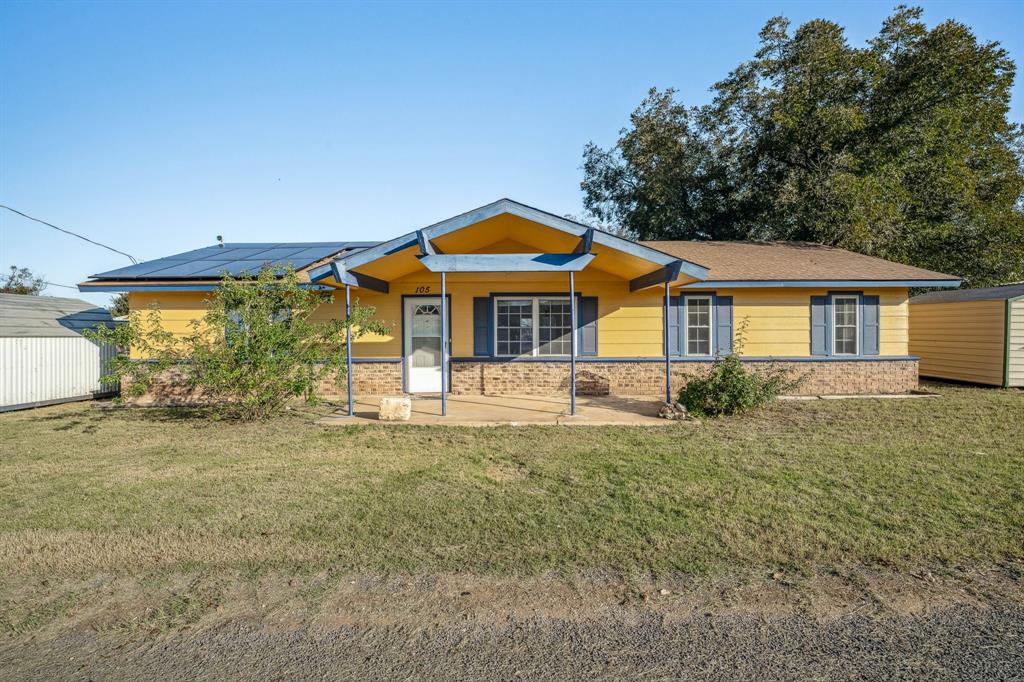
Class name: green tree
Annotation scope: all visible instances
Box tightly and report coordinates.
[1,265,46,295]
[582,6,1024,287]
[86,267,389,420]
[107,292,129,317]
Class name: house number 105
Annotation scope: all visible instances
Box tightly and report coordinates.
[414,286,431,294]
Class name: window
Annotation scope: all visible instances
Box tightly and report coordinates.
[496,299,533,356]
[685,296,712,356]
[832,296,858,355]
[495,296,572,356]
[539,299,572,355]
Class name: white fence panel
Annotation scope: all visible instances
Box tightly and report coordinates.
[0,337,119,409]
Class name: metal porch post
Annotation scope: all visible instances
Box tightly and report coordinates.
[440,271,447,417]
[569,271,576,416]
[664,280,671,405]
[345,284,354,417]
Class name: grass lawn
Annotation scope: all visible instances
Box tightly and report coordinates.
[1,384,1022,585]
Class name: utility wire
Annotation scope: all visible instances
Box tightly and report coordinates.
[0,204,138,264]
[43,281,79,290]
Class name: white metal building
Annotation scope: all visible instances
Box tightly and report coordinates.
[0,293,119,411]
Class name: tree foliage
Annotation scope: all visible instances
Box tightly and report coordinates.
[582,6,1024,287]
[2,265,45,295]
[85,267,389,420]
[107,293,129,317]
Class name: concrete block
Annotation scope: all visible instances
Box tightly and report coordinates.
[378,396,411,421]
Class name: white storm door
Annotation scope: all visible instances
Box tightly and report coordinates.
[404,298,443,393]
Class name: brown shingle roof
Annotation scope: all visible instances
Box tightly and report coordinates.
[640,241,960,282]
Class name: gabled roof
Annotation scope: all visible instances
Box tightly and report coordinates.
[333,198,709,282]
[911,282,1024,304]
[644,241,961,286]
[0,293,118,338]
[88,242,378,281]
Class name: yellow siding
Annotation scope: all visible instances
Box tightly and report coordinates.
[909,300,1006,386]
[130,283,911,361]
[1009,299,1024,387]
[128,292,212,358]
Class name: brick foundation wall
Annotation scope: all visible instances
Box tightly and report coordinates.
[315,362,403,398]
[123,361,404,406]
[124,358,917,404]
[450,359,918,397]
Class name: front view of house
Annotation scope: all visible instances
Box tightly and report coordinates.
[80,199,961,406]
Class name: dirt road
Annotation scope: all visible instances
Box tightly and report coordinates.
[3,571,1022,680]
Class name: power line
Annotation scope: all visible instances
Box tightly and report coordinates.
[43,281,79,290]
[0,204,138,264]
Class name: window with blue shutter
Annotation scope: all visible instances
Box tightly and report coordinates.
[715,296,733,356]
[861,295,880,356]
[472,297,492,356]
[474,294,598,357]
[811,292,878,357]
[666,296,681,355]
[578,296,598,356]
[811,296,829,356]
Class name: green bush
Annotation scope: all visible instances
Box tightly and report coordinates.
[85,266,390,420]
[677,354,797,417]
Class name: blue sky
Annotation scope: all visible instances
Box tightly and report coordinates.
[2,1,1022,305]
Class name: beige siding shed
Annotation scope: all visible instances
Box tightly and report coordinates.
[910,284,1024,388]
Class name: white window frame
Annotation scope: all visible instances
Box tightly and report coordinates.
[831,295,859,356]
[683,295,713,357]
[494,296,572,358]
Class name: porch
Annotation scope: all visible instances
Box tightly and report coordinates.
[319,394,675,426]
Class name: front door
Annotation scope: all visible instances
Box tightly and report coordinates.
[404,297,443,393]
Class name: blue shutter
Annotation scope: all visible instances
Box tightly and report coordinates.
[473,297,492,356]
[811,296,829,356]
[715,295,733,356]
[862,295,880,356]
[578,296,598,356]
[666,296,681,355]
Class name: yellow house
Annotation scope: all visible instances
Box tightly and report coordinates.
[79,199,961,409]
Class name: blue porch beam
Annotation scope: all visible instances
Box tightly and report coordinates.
[417,253,596,273]
[573,227,595,255]
[630,260,685,292]
[416,230,444,256]
[317,262,389,293]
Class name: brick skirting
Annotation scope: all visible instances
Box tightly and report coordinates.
[124,358,917,404]
[449,359,918,397]
[316,362,403,398]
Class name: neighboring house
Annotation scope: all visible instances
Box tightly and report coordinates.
[910,283,1024,388]
[0,293,119,411]
[78,199,960,408]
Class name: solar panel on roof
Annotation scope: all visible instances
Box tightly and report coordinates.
[89,242,355,280]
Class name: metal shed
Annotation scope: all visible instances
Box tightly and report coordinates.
[0,294,120,411]
[910,283,1024,388]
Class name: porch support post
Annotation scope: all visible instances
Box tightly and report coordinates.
[440,271,447,417]
[569,271,577,416]
[664,280,672,405]
[345,284,354,417]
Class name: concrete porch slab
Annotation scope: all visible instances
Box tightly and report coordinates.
[319,394,676,426]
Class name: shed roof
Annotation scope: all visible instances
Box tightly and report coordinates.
[0,294,118,338]
[641,241,960,283]
[910,282,1024,304]
[88,242,376,281]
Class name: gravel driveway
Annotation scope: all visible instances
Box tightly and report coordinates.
[4,601,1022,680]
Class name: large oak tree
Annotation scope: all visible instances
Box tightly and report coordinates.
[582,7,1024,287]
